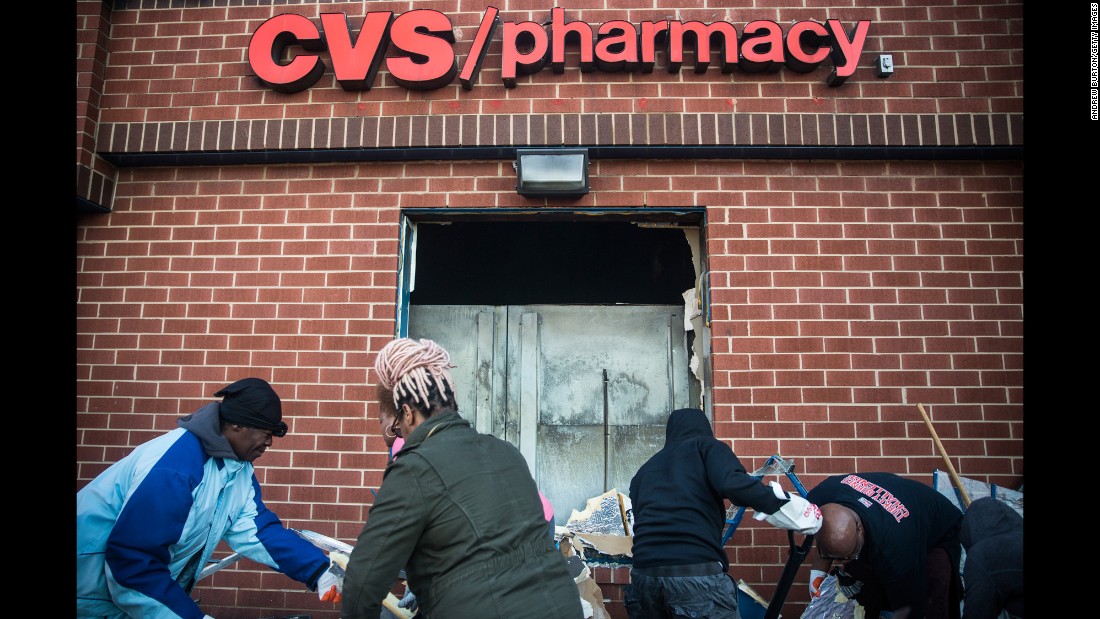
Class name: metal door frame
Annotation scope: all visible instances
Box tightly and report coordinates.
[394,207,713,418]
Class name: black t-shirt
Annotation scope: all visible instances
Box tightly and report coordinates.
[807,473,963,615]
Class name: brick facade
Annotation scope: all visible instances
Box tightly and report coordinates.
[76,1,1023,617]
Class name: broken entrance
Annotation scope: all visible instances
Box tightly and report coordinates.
[397,214,708,524]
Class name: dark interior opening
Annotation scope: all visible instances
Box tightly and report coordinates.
[410,221,698,305]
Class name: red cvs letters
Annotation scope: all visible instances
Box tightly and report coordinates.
[248,7,872,94]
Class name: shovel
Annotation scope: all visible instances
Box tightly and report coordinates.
[763,530,815,619]
[196,529,352,581]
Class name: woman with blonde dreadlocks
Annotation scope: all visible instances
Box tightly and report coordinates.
[340,338,584,619]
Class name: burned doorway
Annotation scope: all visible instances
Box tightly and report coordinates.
[399,213,708,525]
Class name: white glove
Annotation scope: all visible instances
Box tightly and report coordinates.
[203,616,216,619]
[809,569,827,598]
[753,480,823,535]
[317,559,344,603]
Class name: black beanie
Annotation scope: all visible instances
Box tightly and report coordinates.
[215,377,288,437]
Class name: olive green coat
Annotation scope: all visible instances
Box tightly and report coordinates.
[341,410,584,619]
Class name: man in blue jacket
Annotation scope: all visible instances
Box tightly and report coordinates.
[77,377,344,619]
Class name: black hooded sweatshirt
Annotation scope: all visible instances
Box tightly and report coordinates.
[959,497,1023,618]
[628,407,787,570]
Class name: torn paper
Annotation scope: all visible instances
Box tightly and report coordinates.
[560,489,634,559]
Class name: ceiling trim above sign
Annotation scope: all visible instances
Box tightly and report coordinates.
[248,7,878,95]
[98,145,1024,169]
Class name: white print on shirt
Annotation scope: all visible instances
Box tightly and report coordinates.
[839,475,911,523]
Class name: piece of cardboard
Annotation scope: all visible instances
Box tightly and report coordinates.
[572,531,633,557]
[577,570,610,619]
[381,592,415,619]
[566,489,631,536]
[561,489,634,558]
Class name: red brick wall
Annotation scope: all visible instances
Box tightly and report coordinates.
[76,0,117,208]
[76,1,1024,618]
[78,156,1022,618]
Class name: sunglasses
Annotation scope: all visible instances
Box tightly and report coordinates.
[818,548,860,562]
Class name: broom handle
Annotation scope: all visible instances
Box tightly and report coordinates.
[916,404,972,508]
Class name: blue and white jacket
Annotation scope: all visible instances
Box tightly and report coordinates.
[77,403,329,619]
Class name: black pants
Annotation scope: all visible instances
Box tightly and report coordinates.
[625,563,739,619]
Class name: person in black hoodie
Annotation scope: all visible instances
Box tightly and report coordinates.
[625,407,823,619]
[959,497,1023,619]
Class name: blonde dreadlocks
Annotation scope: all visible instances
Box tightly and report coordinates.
[374,338,456,410]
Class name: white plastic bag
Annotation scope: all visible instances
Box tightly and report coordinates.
[753,481,823,535]
[801,574,864,619]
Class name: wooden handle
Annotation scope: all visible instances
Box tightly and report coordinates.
[916,404,972,508]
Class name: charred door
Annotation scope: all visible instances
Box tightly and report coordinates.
[409,304,691,524]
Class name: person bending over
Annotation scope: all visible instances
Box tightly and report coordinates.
[807,472,963,619]
[77,377,343,619]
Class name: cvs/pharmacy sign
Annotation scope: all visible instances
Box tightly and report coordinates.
[249,7,872,94]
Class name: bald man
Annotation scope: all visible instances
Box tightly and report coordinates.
[806,473,964,619]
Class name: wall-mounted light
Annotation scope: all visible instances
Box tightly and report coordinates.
[514,148,589,197]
